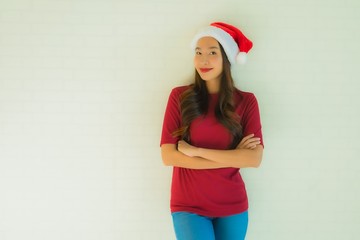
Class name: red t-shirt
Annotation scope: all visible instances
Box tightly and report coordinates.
[160,85,263,217]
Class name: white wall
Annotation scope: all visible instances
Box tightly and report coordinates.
[0,0,359,239]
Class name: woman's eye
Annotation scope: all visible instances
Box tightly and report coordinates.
[195,51,201,55]
[209,51,217,55]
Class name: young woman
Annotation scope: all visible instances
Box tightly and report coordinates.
[160,22,264,240]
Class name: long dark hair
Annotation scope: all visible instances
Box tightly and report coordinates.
[173,43,243,149]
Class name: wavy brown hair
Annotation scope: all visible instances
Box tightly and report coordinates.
[173,43,243,149]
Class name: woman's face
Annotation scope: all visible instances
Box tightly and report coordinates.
[194,37,223,84]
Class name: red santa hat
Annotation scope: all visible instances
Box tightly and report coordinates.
[191,22,253,64]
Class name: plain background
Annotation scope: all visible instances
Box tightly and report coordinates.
[0,0,359,239]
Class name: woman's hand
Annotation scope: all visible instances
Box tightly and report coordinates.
[177,140,199,157]
[237,134,261,150]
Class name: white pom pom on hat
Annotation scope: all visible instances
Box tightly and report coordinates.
[191,22,253,65]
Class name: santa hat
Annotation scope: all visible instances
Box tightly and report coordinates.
[191,22,253,64]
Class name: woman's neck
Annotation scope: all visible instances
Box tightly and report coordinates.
[205,79,220,94]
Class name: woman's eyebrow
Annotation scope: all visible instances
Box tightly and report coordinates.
[195,46,219,50]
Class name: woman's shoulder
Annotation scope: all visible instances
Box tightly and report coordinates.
[169,85,192,97]
[234,88,257,102]
[234,89,260,115]
[172,85,191,93]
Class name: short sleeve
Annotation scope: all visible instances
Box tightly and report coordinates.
[241,94,264,147]
[160,88,183,146]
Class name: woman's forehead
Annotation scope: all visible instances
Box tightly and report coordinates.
[195,37,220,49]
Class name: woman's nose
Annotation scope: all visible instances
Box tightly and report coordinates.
[201,55,209,64]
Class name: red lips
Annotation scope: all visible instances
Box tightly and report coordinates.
[199,68,213,73]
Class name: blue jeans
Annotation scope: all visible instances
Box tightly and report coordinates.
[171,211,248,240]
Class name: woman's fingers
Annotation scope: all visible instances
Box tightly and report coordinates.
[238,134,253,147]
[241,134,254,143]
[237,134,261,149]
